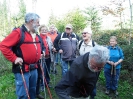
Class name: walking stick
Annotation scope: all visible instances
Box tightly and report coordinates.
[111,65,113,75]
[43,52,56,87]
[111,65,116,75]
[19,66,30,99]
[40,56,53,99]
[114,66,116,75]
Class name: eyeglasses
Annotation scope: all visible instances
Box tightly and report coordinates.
[82,32,88,35]
[88,61,103,71]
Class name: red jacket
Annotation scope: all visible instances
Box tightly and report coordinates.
[0,27,41,72]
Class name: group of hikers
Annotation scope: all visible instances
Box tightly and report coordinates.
[0,12,124,99]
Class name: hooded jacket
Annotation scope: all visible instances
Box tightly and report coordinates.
[55,52,100,98]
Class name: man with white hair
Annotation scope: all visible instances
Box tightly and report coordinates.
[0,13,42,99]
[55,45,109,99]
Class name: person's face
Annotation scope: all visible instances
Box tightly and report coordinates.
[50,27,55,33]
[88,58,105,72]
[82,32,91,41]
[110,38,117,47]
[65,28,72,34]
[31,19,40,33]
[40,27,47,35]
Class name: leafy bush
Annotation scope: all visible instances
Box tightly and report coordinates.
[0,52,11,75]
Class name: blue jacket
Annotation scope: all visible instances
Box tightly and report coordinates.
[104,45,124,69]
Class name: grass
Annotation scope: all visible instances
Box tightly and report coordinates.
[0,63,133,99]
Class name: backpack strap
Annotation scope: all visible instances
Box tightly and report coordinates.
[92,40,95,47]
[79,40,95,49]
[60,32,64,39]
[16,27,25,48]
[79,40,83,49]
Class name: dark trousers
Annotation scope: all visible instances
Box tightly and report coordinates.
[36,58,51,95]
[44,58,51,84]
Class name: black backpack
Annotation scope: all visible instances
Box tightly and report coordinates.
[12,26,43,73]
[78,40,95,49]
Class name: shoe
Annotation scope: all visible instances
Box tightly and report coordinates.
[36,94,44,99]
[114,90,118,96]
[105,89,110,95]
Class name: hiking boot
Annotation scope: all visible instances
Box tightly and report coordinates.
[114,90,118,96]
[36,94,44,99]
[105,89,110,95]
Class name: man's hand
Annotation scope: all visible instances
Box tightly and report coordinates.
[52,48,57,52]
[59,49,63,53]
[14,57,23,65]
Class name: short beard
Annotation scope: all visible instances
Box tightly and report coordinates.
[32,23,38,33]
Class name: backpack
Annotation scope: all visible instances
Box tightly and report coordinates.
[12,26,43,73]
[78,40,95,49]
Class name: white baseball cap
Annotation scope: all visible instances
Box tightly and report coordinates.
[83,27,92,34]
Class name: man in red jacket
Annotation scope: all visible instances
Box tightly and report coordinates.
[0,13,41,99]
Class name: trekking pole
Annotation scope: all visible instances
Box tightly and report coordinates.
[40,58,46,99]
[114,66,116,75]
[111,65,113,75]
[40,56,53,99]
[19,66,30,99]
[43,56,54,87]
[52,52,56,86]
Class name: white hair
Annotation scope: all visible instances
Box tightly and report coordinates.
[25,13,40,23]
[89,45,109,63]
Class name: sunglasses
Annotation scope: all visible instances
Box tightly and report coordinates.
[82,32,88,35]
[66,28,71,30]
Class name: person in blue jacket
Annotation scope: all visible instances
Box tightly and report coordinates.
[104,36,124,96]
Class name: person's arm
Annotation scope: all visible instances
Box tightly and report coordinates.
[53,33,61,51]
[114,48,124,66]
[55,62,80,99]
[0,29,21,63]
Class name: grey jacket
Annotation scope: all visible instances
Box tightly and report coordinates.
[46,36,54,62]
[54,32,79,61]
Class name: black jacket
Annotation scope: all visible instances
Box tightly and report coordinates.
[55,52,100,98]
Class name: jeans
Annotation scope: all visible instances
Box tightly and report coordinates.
[14,69,38,99]
[104,68,120,90]
[61,60,73,76]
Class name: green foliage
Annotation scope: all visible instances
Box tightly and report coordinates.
[48,8,87,34]
[11,0,26,28]
[84,6,102,34]
[0,70,16,99]
[0,0,26,38]
[0,52,11,73]
[64,8,87,34]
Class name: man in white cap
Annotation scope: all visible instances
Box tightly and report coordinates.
[78,27,98,99]
[78,27,96,55]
